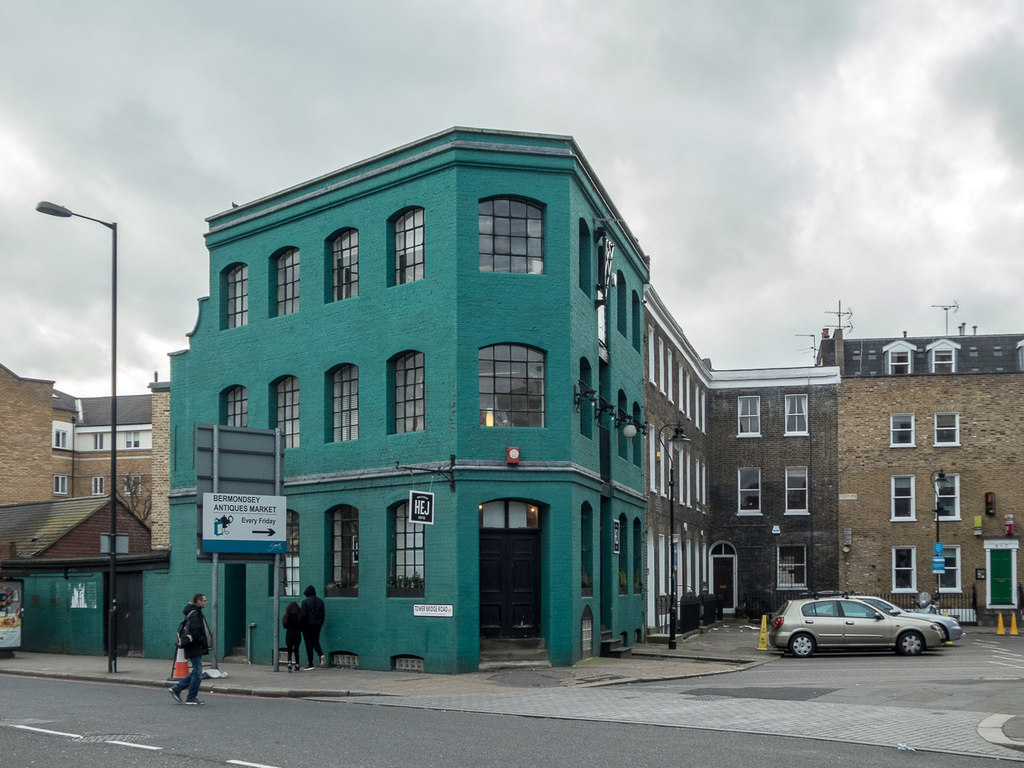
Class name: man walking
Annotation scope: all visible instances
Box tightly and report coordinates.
[299,585,326,670]
[169,593,209,705]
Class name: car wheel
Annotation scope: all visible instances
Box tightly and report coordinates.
[897,630,924,656]
[788,633,816,658]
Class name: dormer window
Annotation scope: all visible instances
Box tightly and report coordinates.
[927,339,960,373]
[883,341,918,375]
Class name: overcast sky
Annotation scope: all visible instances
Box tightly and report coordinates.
[4,1,1023,397]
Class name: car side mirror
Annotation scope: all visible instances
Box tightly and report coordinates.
[874,612,884,621]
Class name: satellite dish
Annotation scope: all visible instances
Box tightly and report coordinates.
[917,591,931,608]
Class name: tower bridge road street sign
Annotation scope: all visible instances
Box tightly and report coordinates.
[202,493,287,554]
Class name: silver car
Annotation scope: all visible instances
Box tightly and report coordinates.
[768,597,945,658]
[854,595,962,642]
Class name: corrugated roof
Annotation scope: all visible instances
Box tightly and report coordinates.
[0,497,109,558]
[79,394,152,426]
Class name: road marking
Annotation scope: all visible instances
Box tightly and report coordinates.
[106,739,162,750]
[12,724,82,739]
[228,760,282,768]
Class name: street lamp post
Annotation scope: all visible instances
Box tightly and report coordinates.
[932,468,947,604]
[658,424,690,649]
[36,201,119,673]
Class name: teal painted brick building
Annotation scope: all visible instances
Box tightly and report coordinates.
[161,128,649,672]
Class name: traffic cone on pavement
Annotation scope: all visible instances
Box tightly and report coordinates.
[168,647,189,681]
[1012,613,1019,636]
[757,614,768,651]
[997,613,1006,635]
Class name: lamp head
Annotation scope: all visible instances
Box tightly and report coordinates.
[622,423,638,439]
[36,201,73,218]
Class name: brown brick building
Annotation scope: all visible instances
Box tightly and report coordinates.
[821,328,1023,621]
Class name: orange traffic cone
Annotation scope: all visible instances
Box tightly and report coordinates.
[169,647,189,681]
[1012,613,1019,636]
[997,613,1006,635]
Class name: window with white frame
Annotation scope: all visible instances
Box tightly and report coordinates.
[124,475,142,497]
[225,385,248,427]
[275,375,300,448]
[54,475,67,495]
[225,263,248,328]
[938,545,960,592]
[331,229,359,300]
[647,328,655,383]
[124,431,140,448]
[738,468,760,514]
[934,413,959,446]
[667,349,673,400]
[930,347,955,373]
[785,467,808,514]
[890,414,915,446]
[701,390,707,432]
[658,338,665,392]
[275,247,300,316]
[891,475,915,520]
[93,433,104,450]
[785,394,808,435]
[91,476,104,495]
[892,546,916,591]
[393,208,425,285]
[738,396,760,436]
[54,429,68,448]
[331,364,359,442]
[777,546,807,589]
[936,472,960,520]
[885,343,914,374]
[280,510,300,596]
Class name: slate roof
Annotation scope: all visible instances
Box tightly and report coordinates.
[841,333,1024,376]
[78,394,152,427]
[0,497,109,558]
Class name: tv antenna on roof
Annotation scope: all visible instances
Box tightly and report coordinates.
[931,301,959,335]
[795,334,818,363]
[825,301,854,334]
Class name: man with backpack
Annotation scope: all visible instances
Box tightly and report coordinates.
[169,593,209,706]
[299,585,326,670]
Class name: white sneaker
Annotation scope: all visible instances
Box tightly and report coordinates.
[320,655,326,668]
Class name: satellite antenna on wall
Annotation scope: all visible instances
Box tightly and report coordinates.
[931,301,959,335]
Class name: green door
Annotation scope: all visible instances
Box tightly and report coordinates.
[990,549,1013,605]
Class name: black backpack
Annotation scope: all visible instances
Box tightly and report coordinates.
[175,610,197,648]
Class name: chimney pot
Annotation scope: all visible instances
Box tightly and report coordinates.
[822,328,830,340]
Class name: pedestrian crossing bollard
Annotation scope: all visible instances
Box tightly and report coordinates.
[757,614,768,651]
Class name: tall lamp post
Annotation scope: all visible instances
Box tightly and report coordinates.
[658,423,690,649]
[36,201,119,673]
[932,468,947,603]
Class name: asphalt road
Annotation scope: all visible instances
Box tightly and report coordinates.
[0,674,1009,768]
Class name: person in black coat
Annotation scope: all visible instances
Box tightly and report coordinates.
[169,594,209,705]
[282,601,301,672]
[299,585,326,669]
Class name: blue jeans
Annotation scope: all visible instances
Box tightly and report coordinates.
[172,654,203,701]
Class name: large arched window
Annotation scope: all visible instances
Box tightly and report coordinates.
[330,364,358,442]
[329,505,358,595]
[224,263,248,328]
[393,208,424,285]
[274,375,300,448]
[274,247,300,316]
[389,501,424,596]
[616,271,627,336]
[578,219,591,296]
[478,197,544,274]
[223,385,248,427]
[330,229,358,300]
[479,344,545,427]
[280,510,300,596]
[392,351,425,433]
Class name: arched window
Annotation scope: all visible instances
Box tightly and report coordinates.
[280,510,300,596]
[330,364,358,442]
[223,385,248,427]
[581,502,593,594]
[578,219,591,296]
[331,229,358,300]
[617,513,629,594]
[633,518,643,594]
[478,344,545,427]
[274,376,300,448]
[617,390,628,458]
[389,501,424,596]
[329,505,358,595]
[478,197,544,274]
[616,270,627,336]
[579,358,593,439]
[631,291,642,351]
[274,247,300,316]
[393,351,425,433]
[393,208,424,285]
[224,263,248,328]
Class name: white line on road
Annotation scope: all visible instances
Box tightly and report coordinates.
[12,724,82,739]
[106,739,162,750]
[227,760,282,768]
